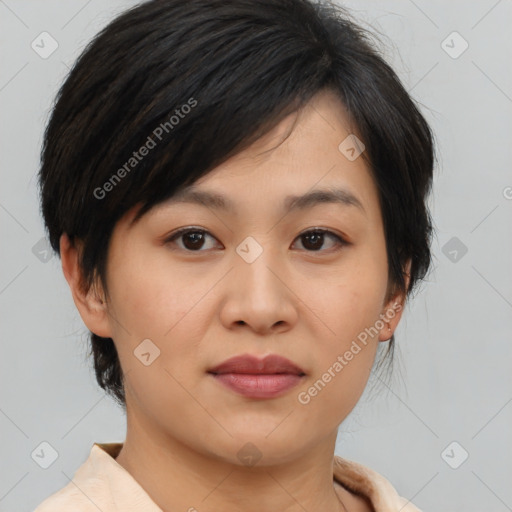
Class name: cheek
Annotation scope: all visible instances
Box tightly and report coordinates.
[294,253,386,396]
[295,282,382,424]
[107,252,215,383]
[298,254,387,342]
[107,248,195,337]
[108,259,208,424]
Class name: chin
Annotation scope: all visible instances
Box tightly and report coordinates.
[202,431,309,468]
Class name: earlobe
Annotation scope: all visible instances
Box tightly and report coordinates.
[378,259,412,342]
[377,299,405,342]
[59,233,112,338]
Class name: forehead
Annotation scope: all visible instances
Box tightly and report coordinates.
[125,89,379,227]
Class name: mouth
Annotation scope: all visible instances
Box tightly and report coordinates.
[207,353,306,399]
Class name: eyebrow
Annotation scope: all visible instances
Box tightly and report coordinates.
[165,186,366,216]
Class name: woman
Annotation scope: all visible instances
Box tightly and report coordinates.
[34,0,434,510]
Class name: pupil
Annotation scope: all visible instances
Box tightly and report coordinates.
[304,232,323,251]
[185,232,204,250]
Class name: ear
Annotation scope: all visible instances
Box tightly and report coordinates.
[378,259,411,342]
[60,233,113,338]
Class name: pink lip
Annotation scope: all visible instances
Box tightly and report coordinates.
[208,354,306,399]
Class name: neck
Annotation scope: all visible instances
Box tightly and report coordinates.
[115,411,347,512]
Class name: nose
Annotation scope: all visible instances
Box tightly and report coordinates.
[219,243,298,335]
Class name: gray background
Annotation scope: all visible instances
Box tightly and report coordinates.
[1,1,511,511]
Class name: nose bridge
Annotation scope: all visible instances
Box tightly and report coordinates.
[216,217,303,332]
[219,233,298,333]
[234,234,283,299]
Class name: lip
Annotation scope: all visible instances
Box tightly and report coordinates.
[208,354,306,399]
[208,354,306,375]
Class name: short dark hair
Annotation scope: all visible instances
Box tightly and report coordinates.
[38,0,435,409]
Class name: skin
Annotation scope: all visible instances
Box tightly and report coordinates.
[61,88,410,512]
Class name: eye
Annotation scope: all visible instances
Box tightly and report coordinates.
[292,228,347,252]
[164,227,347,253]
[164,227,221,251]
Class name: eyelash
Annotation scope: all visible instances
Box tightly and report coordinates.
[164,227,348,253]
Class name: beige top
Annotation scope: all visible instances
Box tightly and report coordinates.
[33,442,422,512]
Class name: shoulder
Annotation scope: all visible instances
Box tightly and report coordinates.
[333,455,422,512]
[33,443,121,512]
[33,482,101,511]
[33,442,161,512]
[334,481,374,512]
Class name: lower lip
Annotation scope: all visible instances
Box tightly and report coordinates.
[209,373,304,398]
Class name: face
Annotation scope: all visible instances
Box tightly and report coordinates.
[65,88,407,466]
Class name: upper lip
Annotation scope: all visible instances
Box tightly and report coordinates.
[208,354,306,376]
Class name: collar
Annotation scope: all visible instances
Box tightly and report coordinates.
[75,442,421,512]
[332,455,422,511]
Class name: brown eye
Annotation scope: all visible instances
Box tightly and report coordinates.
[293,229,346,252]
[164,227,347,253]
[165,228,220,251]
